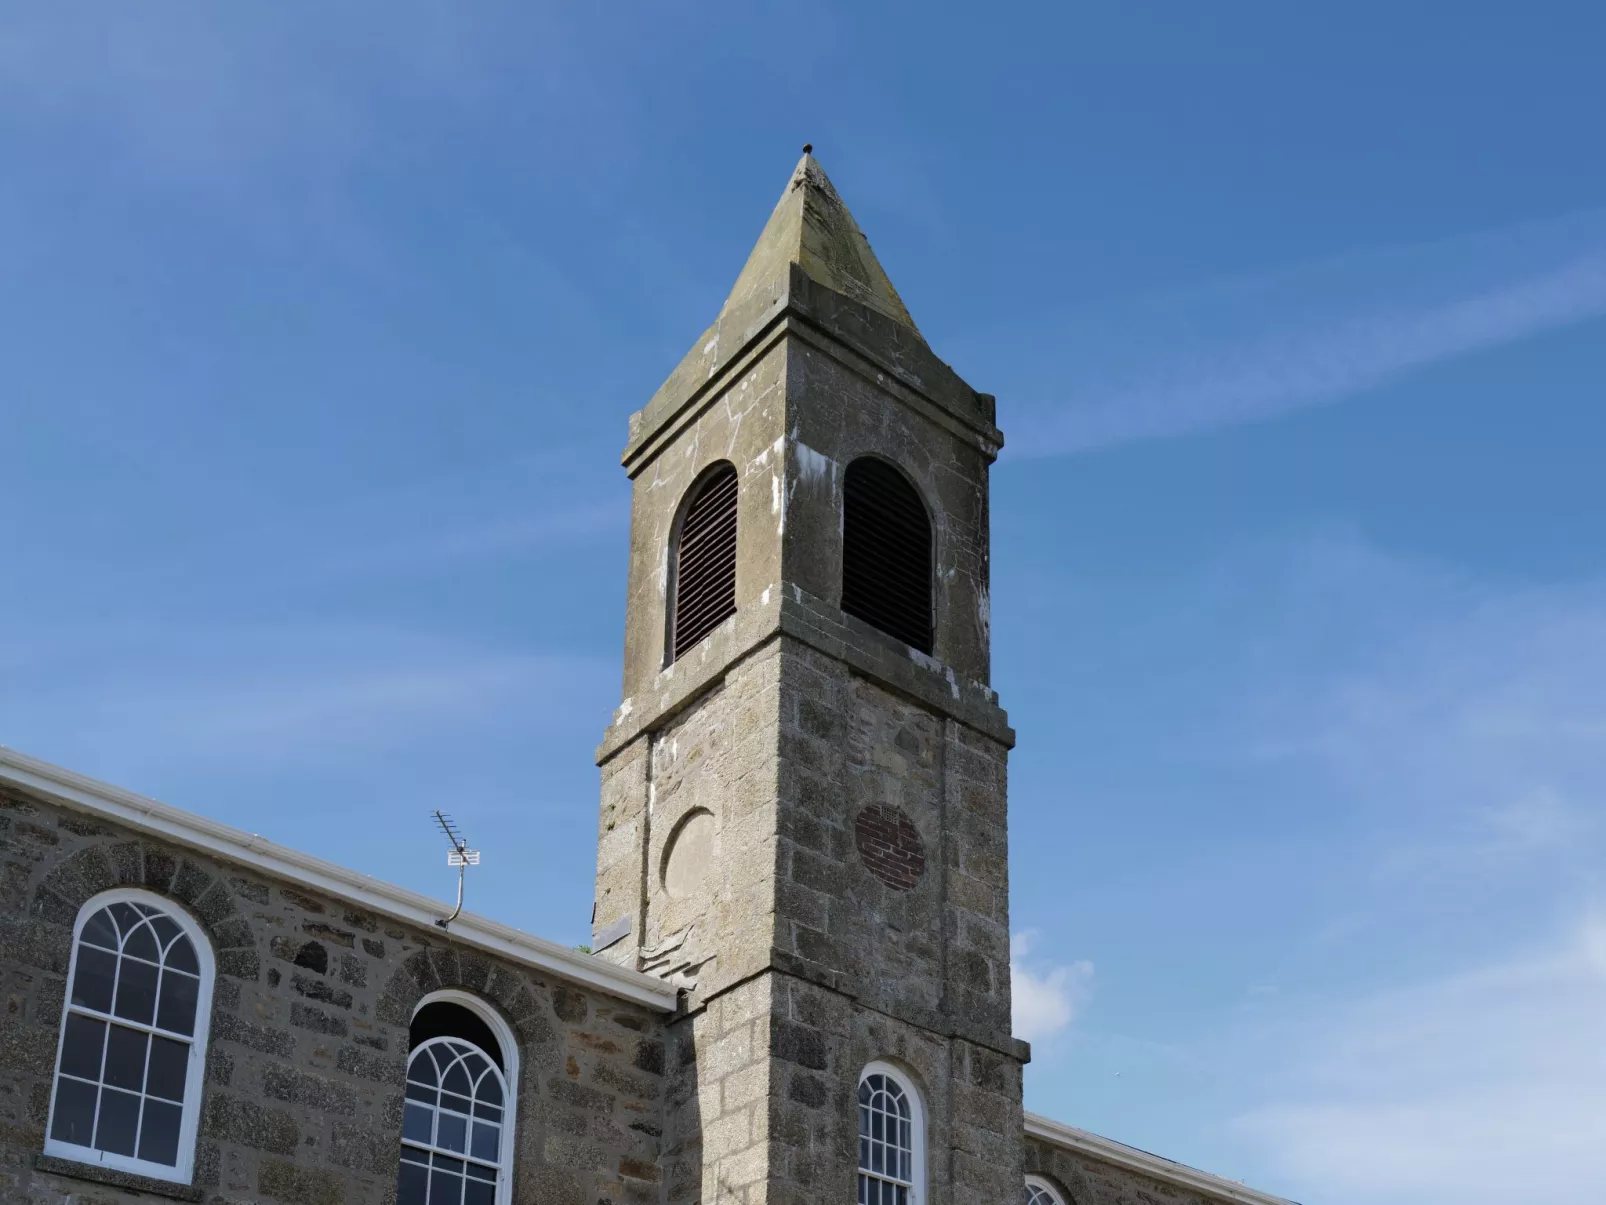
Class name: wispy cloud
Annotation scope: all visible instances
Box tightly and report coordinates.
[1003,214,1606,456]
[0,621,613,773]
[1236,913,1606,1205]
[1012,931,1094,1044]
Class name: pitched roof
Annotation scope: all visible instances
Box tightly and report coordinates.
[0,745,678,1012]
[719,151,921,335]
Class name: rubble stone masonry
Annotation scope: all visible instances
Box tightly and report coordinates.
[0,781,666,1205]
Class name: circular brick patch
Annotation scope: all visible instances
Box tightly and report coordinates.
[854,804,927,891]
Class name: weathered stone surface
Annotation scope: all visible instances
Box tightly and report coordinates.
[0,785,668,1205]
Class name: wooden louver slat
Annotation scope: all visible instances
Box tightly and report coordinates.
[671,464,739,662]
[841,458,933,654]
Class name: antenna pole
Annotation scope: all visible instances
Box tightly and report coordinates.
[430,810,480,929]
[439,858,467,928]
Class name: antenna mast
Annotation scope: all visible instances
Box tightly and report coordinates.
[431,810,480,928]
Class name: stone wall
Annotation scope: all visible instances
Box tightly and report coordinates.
[1026,1136,1262,1205]
[0,781,667,1205]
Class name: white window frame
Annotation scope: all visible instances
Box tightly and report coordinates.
[403,989,520,1205]
[44,887,215,1185]
[857,1059,926,1205]
[1026,1174,1067,1205]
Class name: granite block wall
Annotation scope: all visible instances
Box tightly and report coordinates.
[0,781,667,1205]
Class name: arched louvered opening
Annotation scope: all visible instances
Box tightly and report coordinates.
[668,462,739,663]
[842,457,933,654]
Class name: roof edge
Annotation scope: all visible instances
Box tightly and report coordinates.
[1024,1113,1301,1205]
[0,746,678,1013]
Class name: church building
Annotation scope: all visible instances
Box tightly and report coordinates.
[0,153,1294,1205]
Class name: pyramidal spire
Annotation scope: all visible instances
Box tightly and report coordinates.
[720,149,921,335]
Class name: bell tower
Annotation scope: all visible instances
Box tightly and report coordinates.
[592,152,1024,1205]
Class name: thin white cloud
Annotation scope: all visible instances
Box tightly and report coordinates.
[0,622,613,772]
[1004,219,1606,456]
[1236,914,1606,1205]
[1012,931,1094,1044]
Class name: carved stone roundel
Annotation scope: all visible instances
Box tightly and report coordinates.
[853,804,926,891]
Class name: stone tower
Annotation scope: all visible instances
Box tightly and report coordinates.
[591,153,1024,1205]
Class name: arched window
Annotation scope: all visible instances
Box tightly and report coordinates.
[668,461,739,663]
[857,1062,925,1205]
[397,991,518,1205]
[1025,1175,1067,1205]
[46,889,214,1183]
[841,457,933,654]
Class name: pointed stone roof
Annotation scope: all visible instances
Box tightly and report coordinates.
[720,152,921,335]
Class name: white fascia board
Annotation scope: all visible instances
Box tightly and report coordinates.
[0,746,677,1013]
[1024,1113,1301,1205]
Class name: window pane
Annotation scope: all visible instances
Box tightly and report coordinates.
[114,957,159,1026]
[442,1062,472,1098]
[138,1098,183,1166]
[471,1121,499,1163]
[430,1161,465,1205]
[50,1076,97,1146]
[437,1110,468,1154]
[150,914,180,949]
[471,1101,501,1123]
[442,1092,472,1117]
[406,1080,437,1104]
[409,1058,440,1089]
[479,1076,502,1107]
[167,935,199,976]
[60,1014,107,1081]
[146,1035,189,1102]
[94,1086,140,1156]
[103,1024,149,1092]
[72,947,117,1014]
[108,902,140,936]
[464,1177,495,1205]
[124,920,159,963]
[156,969,199,1036]
[402,1102,433,1145]
[81,909,118,951]
[397,1156,429,1205]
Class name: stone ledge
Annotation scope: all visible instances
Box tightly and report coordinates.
[596,587,1013,765]
[622,263,1000,478]
[33,1153,204,1201]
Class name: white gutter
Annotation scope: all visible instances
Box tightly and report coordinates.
[1025,1113,1300,1205]
[0,746,676,1013]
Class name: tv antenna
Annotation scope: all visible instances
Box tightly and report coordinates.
[431,810,480,928]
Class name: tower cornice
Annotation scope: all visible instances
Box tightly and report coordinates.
[622,260,1002,479]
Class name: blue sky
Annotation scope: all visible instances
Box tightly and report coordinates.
[3,6,1604,1203]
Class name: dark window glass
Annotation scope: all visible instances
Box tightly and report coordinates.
[95,1087,140,1156]
[114,958,159,1026]
[157,971,199,1036]
[81,910,118,951]
[124,921,159,963]
[669,463,739,663]
[841,459,933,653]
[398,1156,429,1205]
[72,947,116,1014]
[139,1099,183,1166]
[60,1015,107,1081]
[145,1036,188,1102]
[166,936,199,977]
[150,914,180,949]
[103,1025,148,1092]
[50,1078,97,1146]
